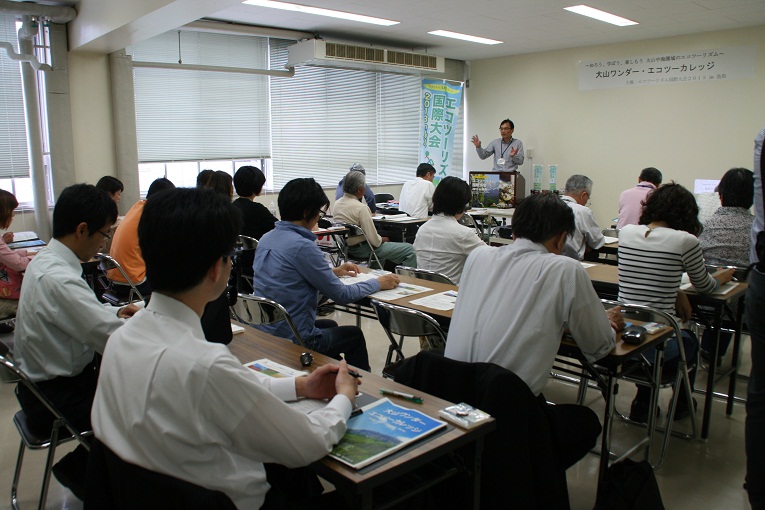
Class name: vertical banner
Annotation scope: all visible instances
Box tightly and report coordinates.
[420,79,463,182]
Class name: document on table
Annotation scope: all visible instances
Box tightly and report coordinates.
[603,236,618,244]
[338,271,388,285]
[244,359,326,413]
[375,215,415,222]
[409,290,458,311]
[580,262,597,268]
[680,281,739,296]
[369,282,432,300]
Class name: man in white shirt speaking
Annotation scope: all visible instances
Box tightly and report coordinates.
[398,163,436,219]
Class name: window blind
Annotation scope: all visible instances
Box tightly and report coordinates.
[131,30,271,162]
[0,15,30,179]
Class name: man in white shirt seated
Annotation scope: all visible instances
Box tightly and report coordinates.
[398,163,436,219]
[560,174,605,260]
[445,193,624,471]
[91,187,359,509]
[14,184,141,499]
[334,171,417,270]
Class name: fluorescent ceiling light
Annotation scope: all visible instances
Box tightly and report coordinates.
[428,30,502,45]
[242,0,400,26]
[564,5,638,26]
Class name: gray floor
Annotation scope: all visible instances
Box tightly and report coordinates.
[0,311,753,509]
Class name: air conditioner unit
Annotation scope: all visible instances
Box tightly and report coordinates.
[287,39,445,75]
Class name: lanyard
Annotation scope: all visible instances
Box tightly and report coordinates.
[500,138,514,158]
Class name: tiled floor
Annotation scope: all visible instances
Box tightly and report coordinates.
[0,312,754,509]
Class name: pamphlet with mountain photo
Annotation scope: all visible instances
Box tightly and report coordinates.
[329,398,447,469]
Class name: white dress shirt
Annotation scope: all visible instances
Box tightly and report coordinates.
[14,239,124,381]
[413,214,485,284]
[92,293,351,510]
[399,177,435,219]
[561,195,605,260]
[444,240,615,396]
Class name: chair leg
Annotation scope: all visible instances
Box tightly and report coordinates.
[11,440,25,510]
[38,422,62,510]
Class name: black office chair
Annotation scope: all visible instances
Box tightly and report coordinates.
[0,352,93,510]
[394,350,570,509]
[374,193,394,203]
[85,437,236,510]
[231,235,258,294]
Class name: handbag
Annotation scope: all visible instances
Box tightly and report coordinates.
[594,459,665,510]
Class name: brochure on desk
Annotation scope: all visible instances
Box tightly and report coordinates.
[330,398,446,470]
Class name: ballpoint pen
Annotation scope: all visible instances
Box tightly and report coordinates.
[348,370,362,378]
[379,388,423,404]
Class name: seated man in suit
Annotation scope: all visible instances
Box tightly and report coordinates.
[333,170,417,270]
[445,193,624,471]
[560,174,605,260]
[14,184,141,499]
[398,163,436,219]
[91,187,359,508]
[253,178,399,370]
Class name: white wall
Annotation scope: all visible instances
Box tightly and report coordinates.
[466,25,765,228]
[68,52,116,185]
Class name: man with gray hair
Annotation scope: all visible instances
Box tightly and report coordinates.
[334,171,417,270]
[335,163,376,212]
[560,174,604,260]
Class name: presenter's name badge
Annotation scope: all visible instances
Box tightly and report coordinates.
[497,158,506,165]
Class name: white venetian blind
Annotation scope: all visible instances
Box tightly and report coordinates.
[0,15,30,178]
[131,30,271,162]
[376,73,421,183]
[269,39,376,188]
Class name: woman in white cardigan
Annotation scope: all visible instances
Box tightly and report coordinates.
[413,177,485,285]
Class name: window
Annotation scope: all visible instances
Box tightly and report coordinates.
[0,16,53,207]
[138,158,269,195]
[130,30,271,163]
[132,32,464,191]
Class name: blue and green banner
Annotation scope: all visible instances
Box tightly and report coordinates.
[419,79,463,181]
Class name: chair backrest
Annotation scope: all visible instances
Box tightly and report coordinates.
[236,235,258,252]
[395,265,455,286]
[457,213,483,237]
[394,350,570,509]
[0,352,90,447]
[370,299,447,344]
[374,193,395,203]
[231,294,306,347]
[602,227,619,238]
[95,253,144,303]
[85,437,236,510]
[600,299,685,361]
[343,223,383,269]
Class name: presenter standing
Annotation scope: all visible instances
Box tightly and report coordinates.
[472,119,525,172]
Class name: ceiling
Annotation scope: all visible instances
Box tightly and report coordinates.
[206,0,765,61]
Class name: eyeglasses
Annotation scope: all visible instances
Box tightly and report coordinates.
[319,208,329,219]
[95,229,111,241]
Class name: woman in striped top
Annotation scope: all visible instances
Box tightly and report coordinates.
[618,183,734,422]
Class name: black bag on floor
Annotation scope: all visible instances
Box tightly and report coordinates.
[594,459,664,510]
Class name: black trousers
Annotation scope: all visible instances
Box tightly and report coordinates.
[16,358,100,437]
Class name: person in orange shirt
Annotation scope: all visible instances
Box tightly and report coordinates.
[108,178,175,299]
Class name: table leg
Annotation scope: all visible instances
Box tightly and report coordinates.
[470,436,485,509]
[597,373,616,491]
[702,307,724,439]
[728,299,746,415]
